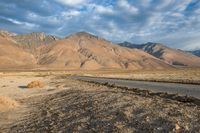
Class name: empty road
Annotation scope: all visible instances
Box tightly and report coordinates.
[72,76,200,99]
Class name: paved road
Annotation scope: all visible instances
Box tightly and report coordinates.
[72,76,200,98]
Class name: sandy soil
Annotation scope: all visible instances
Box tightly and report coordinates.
[0,75,200,132]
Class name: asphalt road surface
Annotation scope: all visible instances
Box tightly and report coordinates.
[72,76,200,99]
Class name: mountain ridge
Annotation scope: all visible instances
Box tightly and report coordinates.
[188,50,200,57]
[35,32,172,70]
[119,42,200,67]
[0,29,199,70]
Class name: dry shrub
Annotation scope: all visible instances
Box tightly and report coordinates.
[27,80,45,88]
[0,96,18,112]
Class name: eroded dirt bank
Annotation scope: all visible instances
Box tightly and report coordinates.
[0,76,200,133]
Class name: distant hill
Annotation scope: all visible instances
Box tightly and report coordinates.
[119,42,200,67]
[188,50,200,57]
[118,41,141,49]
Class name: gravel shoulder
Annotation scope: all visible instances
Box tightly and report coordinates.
[0,75,200,132]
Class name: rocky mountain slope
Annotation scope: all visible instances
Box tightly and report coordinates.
[36,32,171,70]
[188,50,200,57]
[13,32,59,49]
[119,42,200,67]
[1,29,200,70]
[0,30,16,37]
[0,36,36,69]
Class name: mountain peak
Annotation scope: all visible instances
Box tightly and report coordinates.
[118,42,142,49]
[0,29,17,37]
[145,42,163,46]
[69,31,99,39]
[12,32,59,48]
[75,31,91,35]
[30,32,45,35]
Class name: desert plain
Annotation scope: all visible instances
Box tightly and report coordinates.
[0,69,200,133]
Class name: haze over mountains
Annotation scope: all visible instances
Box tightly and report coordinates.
[0,29,200,70]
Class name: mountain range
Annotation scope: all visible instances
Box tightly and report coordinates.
[0,29,200,70]
[119,42,200,67]
[188,50,200,57]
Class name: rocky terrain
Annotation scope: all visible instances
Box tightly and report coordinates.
[13,32,59,49]
[0,74,200,133]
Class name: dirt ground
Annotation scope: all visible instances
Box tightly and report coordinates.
[0,74,200,133]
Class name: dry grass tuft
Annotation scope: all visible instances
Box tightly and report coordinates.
[0,96,18,112]
[27,80,44,88]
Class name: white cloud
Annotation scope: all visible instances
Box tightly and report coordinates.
[117,0,139,14]
[170,12,183,17]
[55,0,87,6]
[86,4,115,14]
[61,10,81,17]
[93,5,114,14]
[140,0,152,7]
[0,16,38,29]
[156,0,173,10]
[27,12,60,25]
[173,0,193,12]
[195,8,200,14]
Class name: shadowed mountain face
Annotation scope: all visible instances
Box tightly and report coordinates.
[119,42,200,67]
[118,41,142,49]
[188,50,200,57]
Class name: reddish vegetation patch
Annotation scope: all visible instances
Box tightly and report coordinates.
[27,81,44,88]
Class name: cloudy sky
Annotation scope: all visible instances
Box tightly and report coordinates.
[0,0,200,50]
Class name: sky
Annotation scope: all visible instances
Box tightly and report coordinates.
[0,0,200,50]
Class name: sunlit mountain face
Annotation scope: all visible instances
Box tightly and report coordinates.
[0,0,200,50]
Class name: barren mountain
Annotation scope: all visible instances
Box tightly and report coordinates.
[119,41,141,49]
[12,32,59,49]
[0,36,36,69]
[36,32,172,70]
[119,42,200,67]
[188,50,200,57]
[0,30,16,37]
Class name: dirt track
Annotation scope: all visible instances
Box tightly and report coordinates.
[0,76,200,133]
